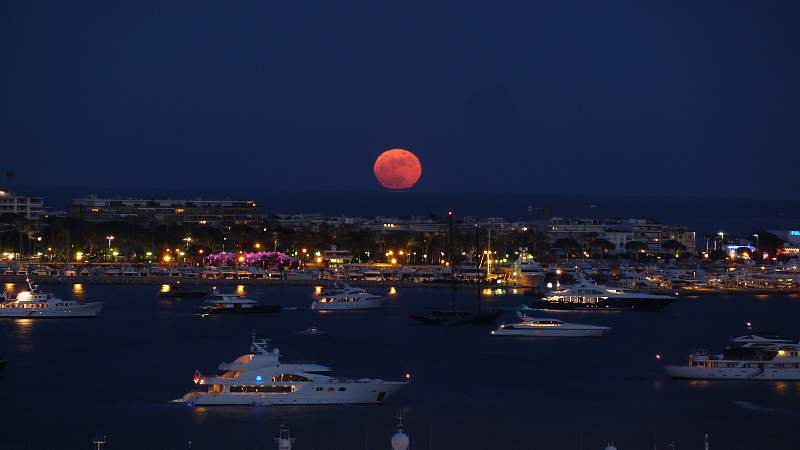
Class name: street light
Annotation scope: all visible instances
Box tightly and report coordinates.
[106,236,115,262]
[752,234,759,252]
[183,236,192,252]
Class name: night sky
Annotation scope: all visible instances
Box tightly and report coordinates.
[2,1,798,196]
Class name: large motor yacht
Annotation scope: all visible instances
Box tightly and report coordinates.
[665,333,800,381]
[198,288,281,315]
[0,279,103,318]
[173,337,408,406]
[534,273,675,311]
[491,312,611,337]
[311,283,383,311]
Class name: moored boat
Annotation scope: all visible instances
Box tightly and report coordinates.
[172,336,408,406]
[311,283,383,311]
[533,273,675,311]
[0,279,103,318]
[665,333,800,381]
[198,289,281,315]
[491,312,610,337]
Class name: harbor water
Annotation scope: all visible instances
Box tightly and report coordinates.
[1,284,799,449]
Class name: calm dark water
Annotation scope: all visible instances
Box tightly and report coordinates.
[1,284,799,450]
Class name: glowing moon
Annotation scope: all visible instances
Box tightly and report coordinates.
[373,148,423,190]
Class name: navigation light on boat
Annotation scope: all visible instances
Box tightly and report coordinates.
[655,353,662,360]
[403,372,412,381]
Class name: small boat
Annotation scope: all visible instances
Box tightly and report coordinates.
[410,309,502,325]
[491,312,610,337]
[295,326,326,336]
[198,289,281,315]
[159,283,208,299]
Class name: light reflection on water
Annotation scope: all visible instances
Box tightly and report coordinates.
[72,283,84,299]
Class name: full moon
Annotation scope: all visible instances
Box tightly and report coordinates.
[373,148,422,190]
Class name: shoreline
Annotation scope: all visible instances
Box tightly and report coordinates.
[2,275,798,295]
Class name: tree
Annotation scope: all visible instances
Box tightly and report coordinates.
[660,240,687,257]
[589,238,615,257]
[625,241,648,260]
[553,237,581,258]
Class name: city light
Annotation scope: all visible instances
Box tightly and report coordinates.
[163,255,172,263]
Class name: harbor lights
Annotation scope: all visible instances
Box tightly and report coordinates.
[183,236,193,252]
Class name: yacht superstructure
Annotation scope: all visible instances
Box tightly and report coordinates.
[666,333,800,380]
[173,337,407,405]
[536,273,675,311]
[311,283,383,311]
[0,279,103,318]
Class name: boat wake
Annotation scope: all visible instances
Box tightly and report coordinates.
[734,401,800,416]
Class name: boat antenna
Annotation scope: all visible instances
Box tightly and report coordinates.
[91,434,107,450]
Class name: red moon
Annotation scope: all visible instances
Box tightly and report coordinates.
[373,148,422,190]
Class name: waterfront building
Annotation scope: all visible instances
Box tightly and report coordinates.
[0,189,47,220]
[547,218,696,255]
[69,195,260,227]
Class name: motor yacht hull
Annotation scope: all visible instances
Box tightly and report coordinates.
[665,365,800,381]
[311,298,383,311]
[532,297,674,311]
[175,381,406,406]
[0,302,104,318]
[198,305,282,315]
[409,310,502,325]
[492,328,608,337]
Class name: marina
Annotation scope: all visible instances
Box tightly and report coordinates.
[1,283,799,449]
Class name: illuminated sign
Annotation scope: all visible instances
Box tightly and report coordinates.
[790,231,800,236]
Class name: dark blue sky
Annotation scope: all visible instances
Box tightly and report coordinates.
[2,1,798,196]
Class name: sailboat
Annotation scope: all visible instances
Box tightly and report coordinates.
[409,219,501,325]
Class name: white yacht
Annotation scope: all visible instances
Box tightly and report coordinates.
[492,312,610,337]
[311,282,383,311]
[173,337,408,406]
[0,279,103,318]
[512,255,546,288]
[198,288,281,315]
[536,273,675,311]
[665,333,800,380]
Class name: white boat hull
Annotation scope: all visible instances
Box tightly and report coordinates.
[0,302,104,318]
[311,298,383,311]
[175,381,406,406]
[492,328,608,337]
[665,365,800,381]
